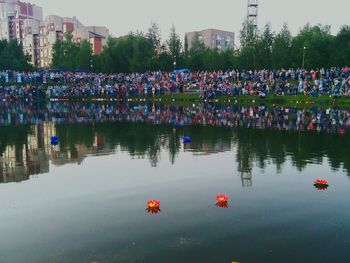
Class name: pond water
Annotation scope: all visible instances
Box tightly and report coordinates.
[0,103,350,263]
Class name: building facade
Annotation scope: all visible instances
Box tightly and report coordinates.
[38,15,84,68]
[72,26,109,55]
[0,0,42,41]
[186,29,235,52]
[0,0,109,68]
[22,18,40,65]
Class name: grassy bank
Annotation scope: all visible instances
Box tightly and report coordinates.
[140,94,349,108]
[46,94,350,108]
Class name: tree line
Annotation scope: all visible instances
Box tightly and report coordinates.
[1,119,350,173]
[92,23,350,72]
[52,33,93,70]
[0,40,32,71]
[3,22,350,72]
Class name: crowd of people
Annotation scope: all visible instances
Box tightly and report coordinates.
[0,102,349,134]
[0,67,350,100]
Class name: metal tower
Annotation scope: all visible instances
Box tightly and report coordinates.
[247,0,258,29]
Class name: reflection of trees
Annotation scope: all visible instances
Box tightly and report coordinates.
[181,126,234,154]
[0,125,33,155]
[54,122,350,176]
[1,118,350,176]
[54,123,235,166]
[55,123,181,167]
[233,128,350,175]
[168,130,180,164]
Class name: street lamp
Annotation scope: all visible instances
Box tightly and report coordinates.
[173,55,177,71]
[302,46,307,69]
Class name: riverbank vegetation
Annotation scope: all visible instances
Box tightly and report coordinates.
[2,22,350,73]
[51,22,350,73]
[45,94,350,109]
[0,40,32,71]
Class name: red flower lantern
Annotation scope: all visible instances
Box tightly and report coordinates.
[314,179,329,190]
[147,200,160,208]
[216,194,229,208]
[146,200,161,214]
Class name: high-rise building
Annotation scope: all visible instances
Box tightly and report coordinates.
[185,29,235,52]
[0,0,109,68]
[0,0,42,41]
[38,15,84,68]
[22,18,40,65]
[72,26,109,55]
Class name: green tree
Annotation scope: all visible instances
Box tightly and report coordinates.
[184,34,189,58]
[238,21,259,69]
[52,32,81,70]
[187,33,206,70]
[77,40,93,70]
[147,22,162,55]
[203,49,224,71]
[167,25,182,65]
[272,23,292,68]
[52,39,64,69]
[0,40,31,71]
[146,23,166,70]
[130,34,153,72]
[332,25,350,67]
[290,24,334,69]
[255,24,274,68]
[63,32,80,69]
[89,22,350,73]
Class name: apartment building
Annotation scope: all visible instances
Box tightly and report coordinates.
[0,0,42,41]
[38,15,84,68]
[186,29,235,52]
[72,26,109,55]
[0,0,109,68]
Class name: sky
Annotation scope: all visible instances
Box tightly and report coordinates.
[32,0,349,43]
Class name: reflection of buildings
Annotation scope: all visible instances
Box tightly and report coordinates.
[0,123,113,184]
[185,141,232,156]
[50,143,112,167]
[0,145,43,183]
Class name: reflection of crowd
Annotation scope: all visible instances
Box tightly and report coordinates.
[0,67,350,100]
[0,103,349,134]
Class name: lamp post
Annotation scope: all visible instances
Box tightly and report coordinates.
[173,55,177,71]
[302,46,307,69]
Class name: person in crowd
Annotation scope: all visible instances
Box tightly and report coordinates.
[0,67,349,101]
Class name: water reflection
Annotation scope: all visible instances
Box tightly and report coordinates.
[1,102,350,134]
[0,102,350,184]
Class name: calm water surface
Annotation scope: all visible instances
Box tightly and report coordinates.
[0,103,350,263]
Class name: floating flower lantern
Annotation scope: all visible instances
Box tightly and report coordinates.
[183,136,192,144]
[50,136,59,146]
[146,200,161,214]
[216,194,229,208]
[314,179,329,190]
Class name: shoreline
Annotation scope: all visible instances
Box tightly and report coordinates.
[1,94,350,108]
[17,94,350,106]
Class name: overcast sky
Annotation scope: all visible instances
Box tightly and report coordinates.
[33,0,349,41]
